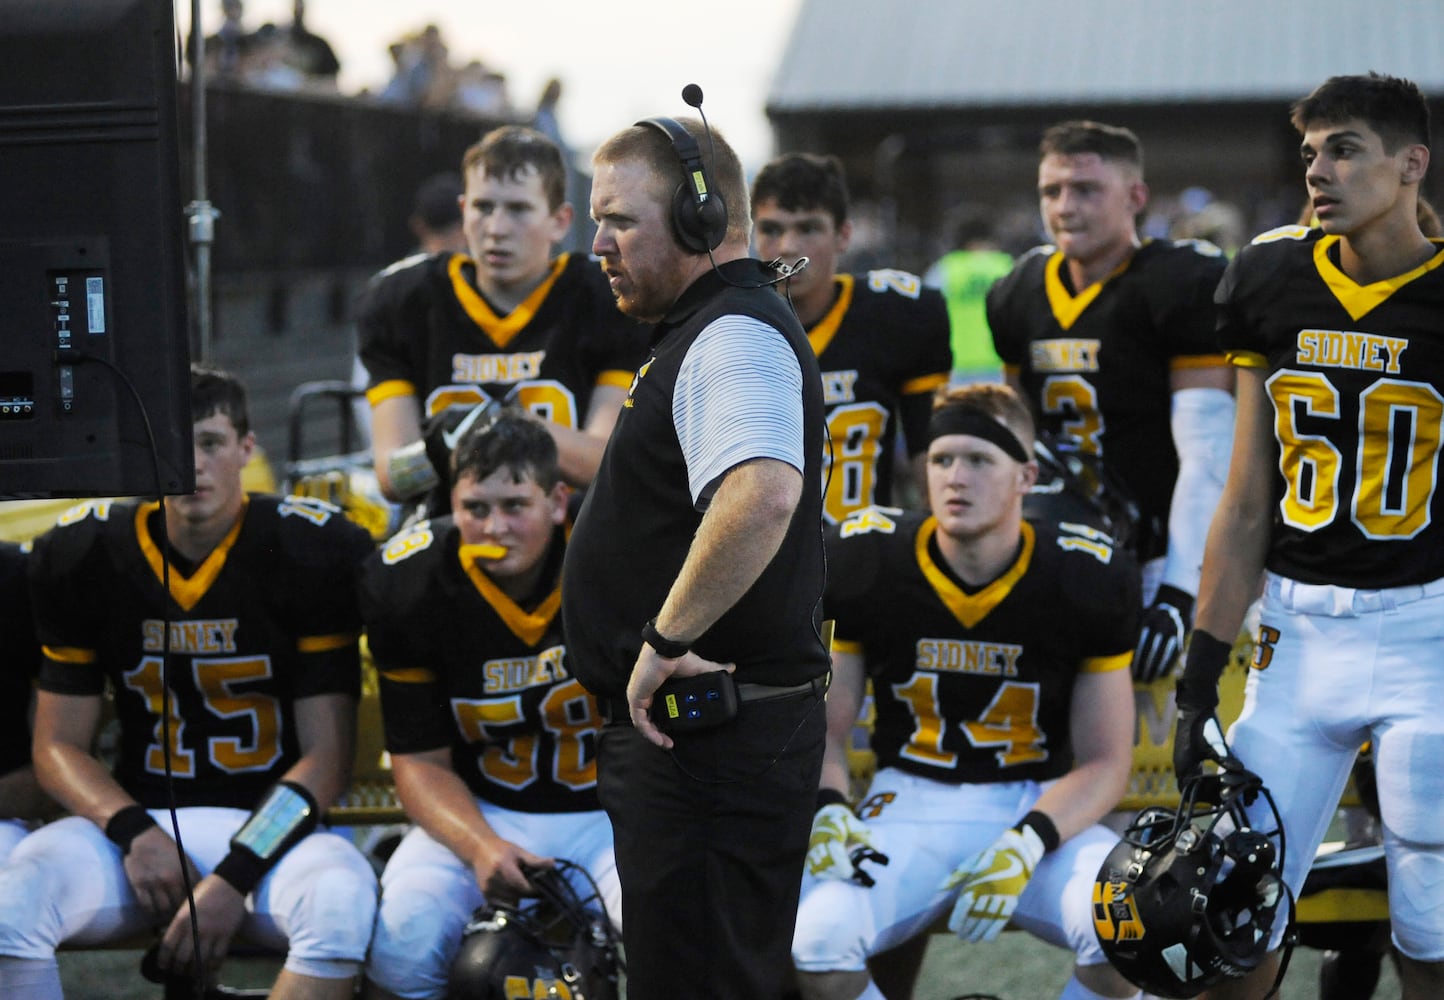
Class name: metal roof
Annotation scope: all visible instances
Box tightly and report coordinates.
[767,0,1444,112]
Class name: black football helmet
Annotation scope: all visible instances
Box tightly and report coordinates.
[1023,430,1143,555]
[447,859,621,1000]
[1093,769,1294,999]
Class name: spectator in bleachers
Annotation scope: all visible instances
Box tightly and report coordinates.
[188,0,254,82]
[451,61,512,117]
[282,0,340,83]
[532,78,569,157]
[379,25,455,109]
[244,23,306,92]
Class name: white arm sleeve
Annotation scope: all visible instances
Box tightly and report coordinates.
[674,315,805,507]
[1162,386,1236,595]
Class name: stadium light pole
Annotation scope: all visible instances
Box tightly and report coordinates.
[185,0,220,364]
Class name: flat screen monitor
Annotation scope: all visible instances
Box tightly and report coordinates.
[0,0,193,498]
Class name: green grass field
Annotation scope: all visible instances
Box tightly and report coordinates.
[59,933,1398,999]
[914,932,1400,999]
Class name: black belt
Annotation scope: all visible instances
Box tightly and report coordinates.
[600,673,828,727]
[737,673,830,703]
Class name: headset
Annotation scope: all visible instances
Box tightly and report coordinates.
[635,85,807,290]
[636,85,729,253]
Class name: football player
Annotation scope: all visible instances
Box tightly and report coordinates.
[361,412,617,1000]
[348,171,469,452]
[791,384,1143,1000]
[0,540,50,864]
[751,152,952,522]
[359,125,646,506]
[1174,73,1444,1000]
[988,121,1235,682]
[0,366,378,1000]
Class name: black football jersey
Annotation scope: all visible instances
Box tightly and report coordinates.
[826,507,1140,784]
[362,516,600,813]
[809,271,952,522]
[28,496,372,809]
[1,541,40,779]
[358,251,647,426]
[989,240,1228,560]
[1218,227,1444,587]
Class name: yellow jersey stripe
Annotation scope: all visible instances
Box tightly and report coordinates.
[1226,350,1268,369]
[1081,651,1133,674]
[43,645,97,664]
[380,666,436,685]
[298,632,359,654]
[367,380,416,407]
[902,372,949,396]
[597,369,637,389]
[1168,354,1229,371]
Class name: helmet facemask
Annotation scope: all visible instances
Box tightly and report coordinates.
[1093,770,1294,999]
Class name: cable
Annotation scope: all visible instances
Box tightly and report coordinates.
[678,84,808,293]
[65,350,206,999]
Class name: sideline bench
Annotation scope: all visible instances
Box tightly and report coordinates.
[330,630,1372,934]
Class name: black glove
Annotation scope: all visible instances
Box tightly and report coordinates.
[421,399,505,483]
[1133,584,1194,682]
[1172,629,1236,781]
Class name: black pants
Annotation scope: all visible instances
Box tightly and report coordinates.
[598,690,825,1000]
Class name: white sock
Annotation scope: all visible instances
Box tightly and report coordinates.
[0,957,64,1000]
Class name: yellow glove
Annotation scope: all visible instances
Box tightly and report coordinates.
[806,803,883,884]
[940,824,1045,942]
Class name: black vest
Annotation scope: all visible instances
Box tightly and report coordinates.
[562,260,829,698]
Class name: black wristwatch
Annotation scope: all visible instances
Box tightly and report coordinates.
[641,617,689,659]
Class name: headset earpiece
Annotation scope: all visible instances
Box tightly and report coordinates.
[637,116,728,253]
[672,181,728,254]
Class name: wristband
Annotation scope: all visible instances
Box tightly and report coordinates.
[213,781,320,896]
[1016,810,1061,854]
[815,788,849,813]
[213,844,269,896]
[641,618,689,660]
[386,441,441,500]
[1177,629,1232,711]
[104,804,159,855]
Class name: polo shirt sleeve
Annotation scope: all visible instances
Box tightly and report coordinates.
[672,315,805,507]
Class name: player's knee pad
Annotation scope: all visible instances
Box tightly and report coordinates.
[367,884,470,997]
[1375,730,1444,846]
[0,820,109,960]
[791,880,874,972]
[0,858,55,958]
[0,820,30,866]
[281,861,378,964]
[1388,849,1444,961]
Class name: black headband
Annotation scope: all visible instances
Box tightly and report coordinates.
[926,406,1030,462]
